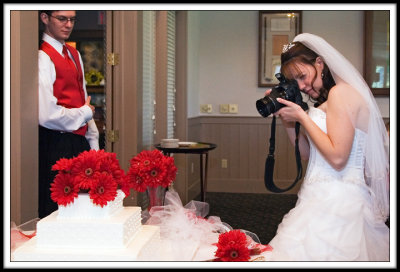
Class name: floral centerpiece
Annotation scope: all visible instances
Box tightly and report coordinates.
[125,149,177,209]
[50,150,130,207]
[213,230,273,262]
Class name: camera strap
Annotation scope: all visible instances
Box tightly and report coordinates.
[264,116,303,193]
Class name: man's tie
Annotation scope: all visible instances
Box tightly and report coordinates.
[63,45,77,70]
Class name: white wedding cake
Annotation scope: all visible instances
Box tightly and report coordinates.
[12,190,164,261]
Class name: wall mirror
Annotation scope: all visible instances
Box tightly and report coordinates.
[258,11,302,87]
[364,10,390,96]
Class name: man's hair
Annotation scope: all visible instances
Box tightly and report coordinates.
[39,11,54,16]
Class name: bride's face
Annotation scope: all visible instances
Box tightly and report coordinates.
[289,58,324,99]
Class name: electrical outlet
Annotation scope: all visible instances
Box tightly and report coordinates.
[229,104,238,113]
[200,104,212,113]
[221,159,228,168]
[220,104,229,113]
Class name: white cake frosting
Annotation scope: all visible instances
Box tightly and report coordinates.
[12,225,163,261]
[13,190,163,261]
[57,189,125,219]
[36,207,142,248]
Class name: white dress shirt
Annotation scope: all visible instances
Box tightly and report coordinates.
[39,33,99,150]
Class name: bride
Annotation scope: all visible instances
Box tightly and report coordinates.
[261,33,390,261]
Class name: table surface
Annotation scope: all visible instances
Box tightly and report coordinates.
[155,142,217,154]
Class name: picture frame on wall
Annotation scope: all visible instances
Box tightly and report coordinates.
[258,11,302,87]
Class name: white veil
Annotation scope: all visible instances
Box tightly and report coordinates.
[293,33,390,222]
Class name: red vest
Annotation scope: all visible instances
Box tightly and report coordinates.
[40,41,88,136]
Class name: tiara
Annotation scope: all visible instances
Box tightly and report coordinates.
[282,43,295,53]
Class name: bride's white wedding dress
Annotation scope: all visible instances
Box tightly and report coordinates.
[262,107,389,261]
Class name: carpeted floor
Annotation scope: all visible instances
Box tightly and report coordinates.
[195,192,298,245]
[196,192,390,245]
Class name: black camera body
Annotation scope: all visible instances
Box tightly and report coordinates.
[256,73,309,118]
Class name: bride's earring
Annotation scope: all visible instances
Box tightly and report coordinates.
[321,73,325,79]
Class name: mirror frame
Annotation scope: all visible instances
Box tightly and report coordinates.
[258,11,302,87]
[363,10,390,96]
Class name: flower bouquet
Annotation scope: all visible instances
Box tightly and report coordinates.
[50,149,129,207]
[126,149,177,209]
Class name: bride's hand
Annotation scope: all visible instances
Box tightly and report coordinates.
[275,98,305,123]
[264,89,272,96]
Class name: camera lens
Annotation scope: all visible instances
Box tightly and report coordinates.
[256,96,279,118]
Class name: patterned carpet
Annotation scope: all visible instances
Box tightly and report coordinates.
[195,192,298,245]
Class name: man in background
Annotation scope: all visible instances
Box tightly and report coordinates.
[38,10,99,218]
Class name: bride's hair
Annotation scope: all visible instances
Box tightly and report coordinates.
[280,42,335,107]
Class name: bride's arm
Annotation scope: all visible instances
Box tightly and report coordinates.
[277,85,355,170]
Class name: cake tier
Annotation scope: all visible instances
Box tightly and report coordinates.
[13,225,165,261]
[58,190,125,219]
[37,207,142,248]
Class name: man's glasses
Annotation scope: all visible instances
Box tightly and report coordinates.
[49,15,77,24]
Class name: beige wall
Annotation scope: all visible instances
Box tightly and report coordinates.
[188,10,390,118]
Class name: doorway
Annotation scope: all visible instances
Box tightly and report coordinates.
[67,10,107,150]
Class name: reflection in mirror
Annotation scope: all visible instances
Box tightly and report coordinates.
[364,10,390,96]
[258,11,302,87]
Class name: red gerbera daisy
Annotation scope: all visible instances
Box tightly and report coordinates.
[98,152,124,182]
[140,161,168,188]
[127,149,177,192]
[71,150,101,189]
[217,229,247,247]
[51,157,74,173]
[50,172,80,206]
[118,174,132,197]
[89,172,118,207]
[214,230,250,261]
[126,167,148,192]
[162,156,177,187]
[215,242,251,262]
[129,150,164,172]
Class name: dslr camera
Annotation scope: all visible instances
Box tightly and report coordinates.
[256,73,308,118]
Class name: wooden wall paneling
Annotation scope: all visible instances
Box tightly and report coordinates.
[186,115,387,197]
[247,124,259,181]
[187,115,389,198]
[186,116,305,195]
[257,121,269,181]
[187,117,201,194]
[219,124,229,179]
[239,124,250,180]
[186,153,199,200]
[275,121,286,183]
[210,122,222,180]
[229,124,240,180]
